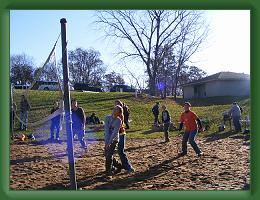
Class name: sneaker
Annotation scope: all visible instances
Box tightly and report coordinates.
[113,166,122,174]
[105,170,114,177]
[80,146,88,151]
[127,167,135,173]
[55,138,62,143]
[48,138,55,142]
[197,152,204,157]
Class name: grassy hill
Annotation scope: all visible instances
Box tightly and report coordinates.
[12,89,250,140]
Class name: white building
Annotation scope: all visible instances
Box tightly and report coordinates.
[182,72,250,99]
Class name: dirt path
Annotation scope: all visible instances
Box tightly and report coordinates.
[10,133,250,190]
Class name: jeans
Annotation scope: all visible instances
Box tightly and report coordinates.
[182,129,202,155]
[163,123,170,141]
[50,121,60,139]
[20,111,28,130]
[124,116,129,129]
[233,116,242,131]
[105,141,118,174]
[154,114,159,125]
[72,127,86,148]
[117,134,132,171]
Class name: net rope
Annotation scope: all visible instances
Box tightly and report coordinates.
[12,33,65,129]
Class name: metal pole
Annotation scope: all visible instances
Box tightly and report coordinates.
[60,18,77,190]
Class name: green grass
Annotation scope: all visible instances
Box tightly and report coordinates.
[12,89,250,140]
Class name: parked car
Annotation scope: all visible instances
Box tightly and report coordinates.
[31,81,58,90]
[73,83,102,92]
[110,84,136,92]
[14,84,30,89]
[31,81,74,91]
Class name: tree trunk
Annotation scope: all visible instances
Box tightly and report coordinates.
[173,67,180,100]
[149,77,156,96]
[171,75,175,96]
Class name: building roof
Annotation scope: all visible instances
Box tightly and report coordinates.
[182,71,250,87]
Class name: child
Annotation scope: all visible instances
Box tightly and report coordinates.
[178,102,203,157]
[152,102,160,126]
[104,105,124,176]
[49,101,61,143]
[114,100,135,173]
[161,105,171,142]
[122,103,130,129]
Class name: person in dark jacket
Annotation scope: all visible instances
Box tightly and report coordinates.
[71,99,87,149]
[88,112,101,124]
[152,102,160,126]
[161,105,171,142]
[122,103,130,129]
[10,102,16,132]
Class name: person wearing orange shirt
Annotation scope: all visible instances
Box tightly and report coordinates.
[178,102,203,157]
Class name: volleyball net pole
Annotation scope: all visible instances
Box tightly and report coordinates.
[60,18,77,190]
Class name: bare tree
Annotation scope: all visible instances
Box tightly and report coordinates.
[96,10,208,96]
[155,44,176,98]
[124,66,147,92]
[34,61,58,82]
[103,71,125,91]
[10,54,35,85]
[68,48,106,86]
[170,11,209,99]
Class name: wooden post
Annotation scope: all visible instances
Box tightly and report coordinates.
[60,18,77,190]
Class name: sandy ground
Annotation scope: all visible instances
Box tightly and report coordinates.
[10,132,250,190]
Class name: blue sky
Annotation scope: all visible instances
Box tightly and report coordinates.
[10,10,250,85]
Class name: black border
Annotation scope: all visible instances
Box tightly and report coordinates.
[1,0,258,199]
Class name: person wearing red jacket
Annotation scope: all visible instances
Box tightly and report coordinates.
[178,102,203,157]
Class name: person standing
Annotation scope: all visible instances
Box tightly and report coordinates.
[161,105,171,142]
[20,95,31,131]
[178,102,203,157]
[10,102,17,130]
[152,102,160,126]
[71,99,87,149]
[114,100,135,173]
[228,102,242,132]
[104,105,124,176]
[49,101,61,143]
[122,102,130,129]
[10,102,17,140]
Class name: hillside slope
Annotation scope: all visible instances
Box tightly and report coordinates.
[12,90,250,139]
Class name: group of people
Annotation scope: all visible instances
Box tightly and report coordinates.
[104,100,134,176]
[152,102,171,142]
[49,98,134,176]
[151,100,245,159]
[152,101,204,157]
[14,94,245,178]
[49,99,87,149]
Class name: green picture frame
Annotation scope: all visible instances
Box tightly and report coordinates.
[0,0,258,199]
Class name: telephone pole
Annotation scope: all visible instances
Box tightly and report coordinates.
[60,18,77,190]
